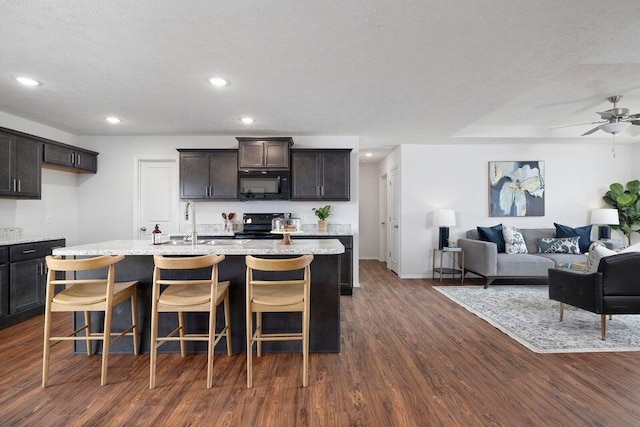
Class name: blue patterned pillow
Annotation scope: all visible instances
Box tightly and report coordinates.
[554,223,592,253]
[537,237,581,254]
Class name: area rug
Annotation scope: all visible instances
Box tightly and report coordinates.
[434,285,640,353]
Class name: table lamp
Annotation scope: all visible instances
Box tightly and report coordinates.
[433,210,456,249]
[590,208,619,240]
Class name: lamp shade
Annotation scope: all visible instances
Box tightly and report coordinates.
[590,208,619,225]
[600,121,631,135]
[433,210,456,227]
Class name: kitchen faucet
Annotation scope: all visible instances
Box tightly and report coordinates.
[185,200,197,243]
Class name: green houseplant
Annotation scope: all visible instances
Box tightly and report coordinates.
[312,205,332,232]
[603,180,640,246]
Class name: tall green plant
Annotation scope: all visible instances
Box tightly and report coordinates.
[603,180,640,246]
[312,205,332,221]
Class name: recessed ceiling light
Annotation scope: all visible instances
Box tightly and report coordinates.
[365,152,373,157]
[105,116,122,124]
[240,117,255,125]
[209,77,229,87]
[14,76,42,86]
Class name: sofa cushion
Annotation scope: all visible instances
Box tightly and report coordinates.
[537,237,581,254]
[496,253,555,276]
[554,223,592,253]
[535,253,587,266]
[503,226,528,254]
[477,224,505,253]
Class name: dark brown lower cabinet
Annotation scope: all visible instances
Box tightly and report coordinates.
[0,239,65,328]
[293,235,353,295]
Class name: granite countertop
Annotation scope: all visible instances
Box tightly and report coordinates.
[53,239,345,256]
[0,228,66,246]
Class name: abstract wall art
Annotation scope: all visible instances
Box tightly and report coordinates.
[489,161,545,217]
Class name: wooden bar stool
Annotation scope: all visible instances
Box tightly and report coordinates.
[245,254,314,388]
[150,254,231,389]
[42,254,139,387]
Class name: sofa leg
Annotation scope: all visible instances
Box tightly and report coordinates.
[601,315,606,340]
[559,302,564,321]
[484,277,495,289]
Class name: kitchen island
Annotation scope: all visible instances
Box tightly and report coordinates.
[53,239,344,354]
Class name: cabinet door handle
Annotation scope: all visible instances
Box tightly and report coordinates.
[77,154,81,165]
[70,152,74,164]
[22,249,36,254]
[13,178,17,192]
[321,186,324,196]
[17,179,21,192]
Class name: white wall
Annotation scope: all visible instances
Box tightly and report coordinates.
[75,135,361,285]
[358,162,379,259]
[0,111,81,243]
[373,143,638,279]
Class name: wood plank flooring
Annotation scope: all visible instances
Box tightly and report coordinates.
[1,260,640,426]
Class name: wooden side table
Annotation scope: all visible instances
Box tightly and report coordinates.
[432,247,465,284]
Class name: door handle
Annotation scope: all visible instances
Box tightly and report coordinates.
[77,154,81,165]
[393,225,399,229]
[140,227,147,232]
[17,179,21,192]
[70,152,75,164]
[22,249,36,254]
[13,178,17,192]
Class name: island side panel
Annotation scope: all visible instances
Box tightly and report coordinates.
[73,254,340,354]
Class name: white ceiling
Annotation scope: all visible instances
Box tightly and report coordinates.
[2,1,640,162]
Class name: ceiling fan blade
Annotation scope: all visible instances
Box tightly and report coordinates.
[631,120,640,125]
[549,121,605,130]
[628,113,640,119]
[581,125,602,136]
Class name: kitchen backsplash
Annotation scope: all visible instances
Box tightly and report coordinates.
[183,223,351,234]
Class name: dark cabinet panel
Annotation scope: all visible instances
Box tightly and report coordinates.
[209,151,238,198]
[0,133,41,199]
[43,143,98,173]
[1,239,65,328]
[237,137,292,170]
[291,149,351,201]
[178,149,238,200]
[180,151,210,199]
[0,133,12,194]
[293,235,353,295]
[9,259,43,314]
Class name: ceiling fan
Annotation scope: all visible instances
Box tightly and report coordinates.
[573,95,640,136]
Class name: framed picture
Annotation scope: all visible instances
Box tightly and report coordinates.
[489,161,545,217]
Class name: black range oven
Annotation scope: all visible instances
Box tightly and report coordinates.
[234,213,287,239]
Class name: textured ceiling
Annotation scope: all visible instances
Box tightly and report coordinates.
[2,0,640,156]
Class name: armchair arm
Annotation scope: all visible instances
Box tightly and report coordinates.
[548,268,603,313]
[457,238,497,277]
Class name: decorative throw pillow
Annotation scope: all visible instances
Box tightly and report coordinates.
[554,223,592,254]
[502,226,528,254]
[586,244,617,273]
[537,237,581,254]
[477,224,505,253]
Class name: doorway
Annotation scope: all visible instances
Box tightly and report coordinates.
[387,167,399,274]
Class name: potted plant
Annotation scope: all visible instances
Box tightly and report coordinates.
[312,205,332,232]
[603,180,640,246]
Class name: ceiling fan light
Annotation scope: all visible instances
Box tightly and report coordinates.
[600,121,631,134]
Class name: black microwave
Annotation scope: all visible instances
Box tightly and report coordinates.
[238,170,290,200]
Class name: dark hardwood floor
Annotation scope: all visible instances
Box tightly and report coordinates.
[1,260,640,426]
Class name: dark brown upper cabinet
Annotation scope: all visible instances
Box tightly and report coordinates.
[237,137,293,170]
[0,133,42,199]
[291,149,351,201]
[178,149,238,200]
[43,143,98,173]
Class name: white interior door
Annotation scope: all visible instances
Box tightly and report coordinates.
[379,173,387,262]
[388,167,399,273]
[133,157,179,241]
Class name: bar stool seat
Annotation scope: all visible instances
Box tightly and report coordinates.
[42,254,139,388]
[245,254,314,388]
[150,254,231,389]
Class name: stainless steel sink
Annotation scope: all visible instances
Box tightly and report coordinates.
[160,239,249,246]
[203,239,249,245]
[161,240,209,245]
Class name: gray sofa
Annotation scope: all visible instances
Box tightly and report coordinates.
[458,228,587,288]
